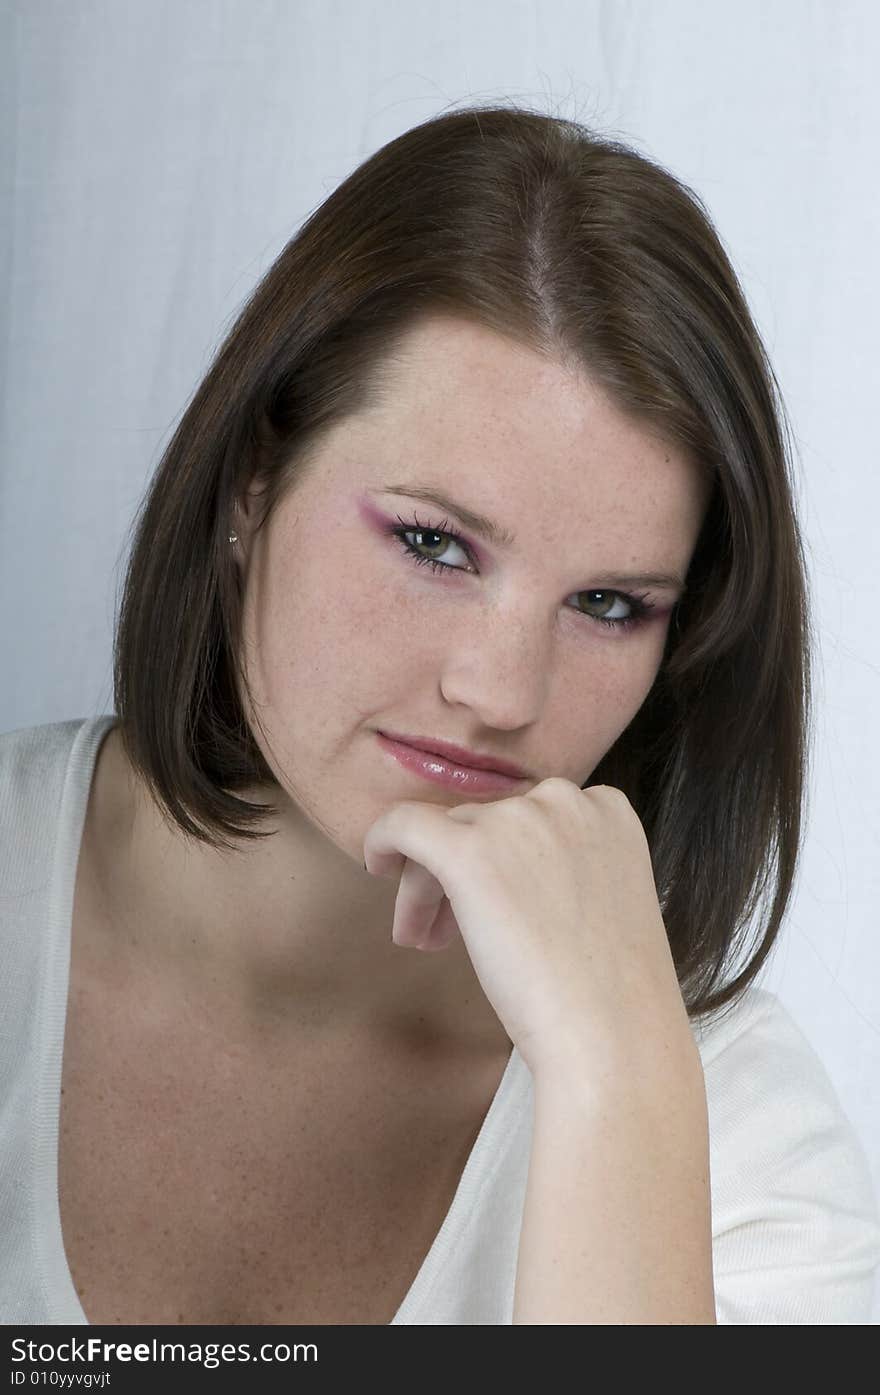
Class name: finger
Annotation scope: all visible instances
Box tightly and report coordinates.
[363,800,473,883]
[391,856,450,949]
[416,895,463,952]
[363,801,473,946]
[364,847,407,881]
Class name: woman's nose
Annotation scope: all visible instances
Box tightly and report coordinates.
[438,612,554,731]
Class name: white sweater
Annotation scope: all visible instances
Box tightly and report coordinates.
[2,715,879,1325]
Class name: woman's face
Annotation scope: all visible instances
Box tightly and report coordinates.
[232,315,712,861]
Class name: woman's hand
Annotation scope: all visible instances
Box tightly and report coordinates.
[362,778,696,1080]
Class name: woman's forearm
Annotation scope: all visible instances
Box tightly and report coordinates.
[512,1041,717,1324]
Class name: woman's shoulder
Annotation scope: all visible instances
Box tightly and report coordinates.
[0,714,112,945]
[690,981,789,1056]
[0,716,94,797]
[0,715,114,818]
[691,984,880,1322]
[691,984,860,1121]
[1,717,85,879]
[0,713,116,1088]
[691,983,870,1174]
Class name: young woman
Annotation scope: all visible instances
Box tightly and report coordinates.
[2,105,878,1325]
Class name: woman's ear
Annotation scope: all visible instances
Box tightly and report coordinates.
[229,471,272,562]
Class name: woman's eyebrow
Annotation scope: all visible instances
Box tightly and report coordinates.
[370,482,686,592]
[372,482,516,548]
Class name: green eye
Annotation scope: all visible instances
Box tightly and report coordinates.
[389,513,657,633]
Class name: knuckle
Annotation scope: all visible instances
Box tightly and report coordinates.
[533,775,579,798]
[583,782,630,807]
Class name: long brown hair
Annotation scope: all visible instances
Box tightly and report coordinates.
[112,102,814,1025]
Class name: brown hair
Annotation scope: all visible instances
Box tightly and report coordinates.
[112,101,814,1025]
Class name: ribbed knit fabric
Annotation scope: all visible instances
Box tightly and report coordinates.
[2,716,879,1324]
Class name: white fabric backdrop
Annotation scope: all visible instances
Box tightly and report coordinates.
[2,0,878,1321]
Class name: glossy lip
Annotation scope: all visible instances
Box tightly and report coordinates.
[376,732,528,792]
[376,729,529,779]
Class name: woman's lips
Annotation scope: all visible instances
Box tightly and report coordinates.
[375,732,526,793]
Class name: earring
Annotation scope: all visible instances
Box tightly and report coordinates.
[229,531,238,544]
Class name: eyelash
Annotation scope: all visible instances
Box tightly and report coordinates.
[388,512,657,633]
